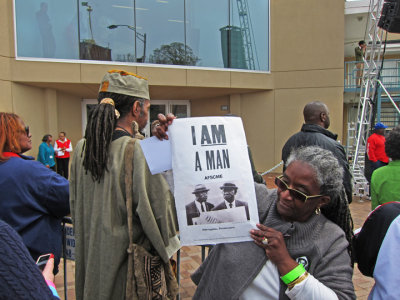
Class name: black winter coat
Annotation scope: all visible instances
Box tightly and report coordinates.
[281,124,353,204]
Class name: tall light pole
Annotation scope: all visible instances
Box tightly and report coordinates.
[82,2,95,43]
[107,24,147,62]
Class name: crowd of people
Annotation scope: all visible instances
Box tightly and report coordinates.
[0,69,399,300]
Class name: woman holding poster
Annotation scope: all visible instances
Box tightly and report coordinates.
[191,146,355,300]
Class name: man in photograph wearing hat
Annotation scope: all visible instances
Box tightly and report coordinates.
[213,182,249,220]
[186,184,214,225]
[367,122,389,175]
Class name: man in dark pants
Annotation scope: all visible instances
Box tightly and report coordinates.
[367,122,389,174]
[54,131,72,179]
[213,182,249,220]
[186,184,214,225]
[281,101,353,204]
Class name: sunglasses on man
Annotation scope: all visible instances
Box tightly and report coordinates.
[275,175,323,202]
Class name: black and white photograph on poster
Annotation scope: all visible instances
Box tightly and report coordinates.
[169,116,259,246]
[185,181,249,226]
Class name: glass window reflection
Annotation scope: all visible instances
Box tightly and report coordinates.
[14,0,269,71]
[15,0,79,59]
[137,0,185,65]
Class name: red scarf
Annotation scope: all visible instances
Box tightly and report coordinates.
[2,152,21,158]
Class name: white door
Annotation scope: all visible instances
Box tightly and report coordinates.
[81,99,98,136]
[82,99,191,137]
[143,100,191,137]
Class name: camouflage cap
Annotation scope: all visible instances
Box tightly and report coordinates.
[99,69,150,100]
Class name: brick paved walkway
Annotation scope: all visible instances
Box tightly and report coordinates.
[55,174,375,299]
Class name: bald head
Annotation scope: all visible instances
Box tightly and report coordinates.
[303,101,330,129]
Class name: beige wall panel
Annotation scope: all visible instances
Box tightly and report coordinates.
[230,72,273,89]
[271,0,344,72]
[57,92,83,150]
[343,103,349,144]
[240,91,276,173]
[187,69,230,88]
[44,89,58,134]
[274,87,344,166]
[191,96,229,117]
[137,66,186,86]
[0,56,11,81]
[0,80,13,112]
[81,64,137,83]
[274,69,344,89]
[0,0,13,57]
[11,61,81,83]
[229,94,241,115]
[11,83,47,158]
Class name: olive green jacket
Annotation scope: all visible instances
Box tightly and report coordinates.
[70,136,180,300]
[355,46,364,62]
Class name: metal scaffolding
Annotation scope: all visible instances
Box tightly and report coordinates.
[351,0,386,197]
[236,0,259,70]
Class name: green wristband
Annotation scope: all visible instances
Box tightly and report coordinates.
[280,264,306,285]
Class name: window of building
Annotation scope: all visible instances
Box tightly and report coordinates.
[14,0,269,71]
[81,99,190,137]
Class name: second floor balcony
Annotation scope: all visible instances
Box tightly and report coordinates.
[344,59,400,92]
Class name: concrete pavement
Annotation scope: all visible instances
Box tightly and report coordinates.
[55,174,376,300]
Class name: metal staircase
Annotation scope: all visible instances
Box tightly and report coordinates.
[350,0,385,197]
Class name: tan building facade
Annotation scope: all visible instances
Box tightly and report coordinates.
[0,0,345,173]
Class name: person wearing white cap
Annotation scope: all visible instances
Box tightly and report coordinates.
[70,70,179,300]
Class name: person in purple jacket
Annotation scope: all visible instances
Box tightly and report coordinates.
[0,112,70,273]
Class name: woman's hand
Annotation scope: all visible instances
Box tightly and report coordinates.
[152,113,176,140]
[42,257,55,283]
[250,224,298,276]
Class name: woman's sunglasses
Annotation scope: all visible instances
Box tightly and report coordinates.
[275,175,322,203]
[25,126,30,136]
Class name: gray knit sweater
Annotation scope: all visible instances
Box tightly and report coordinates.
[191,184,355,300]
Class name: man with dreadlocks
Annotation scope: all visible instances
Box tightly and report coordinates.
[69,70,180,300]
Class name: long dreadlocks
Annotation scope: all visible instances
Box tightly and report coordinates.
[82,92,144,182]
[286,146,355,265]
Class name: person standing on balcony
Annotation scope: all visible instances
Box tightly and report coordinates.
[355,40,366,86]
[282,101,353,204]
[54,131,72,179]
[367,122,389,177]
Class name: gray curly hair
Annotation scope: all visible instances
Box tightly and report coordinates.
[286,145,354,265]
[286,146,344,199]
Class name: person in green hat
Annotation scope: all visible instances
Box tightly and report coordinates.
[70,70,179,300]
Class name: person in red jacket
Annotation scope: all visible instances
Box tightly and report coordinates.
[54,131,72,179]
[367,122,389,174]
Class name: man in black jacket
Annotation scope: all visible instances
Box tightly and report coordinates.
[186,184,214,225]
[281,101,353,204]
[213,182,250,220]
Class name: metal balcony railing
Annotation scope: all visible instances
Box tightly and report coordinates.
[344,59,400,91]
